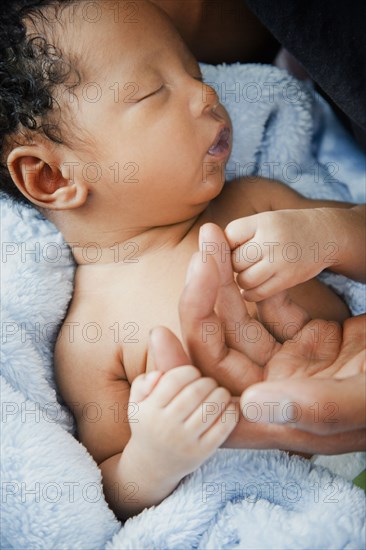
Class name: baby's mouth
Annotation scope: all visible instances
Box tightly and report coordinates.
[207,127,231,156]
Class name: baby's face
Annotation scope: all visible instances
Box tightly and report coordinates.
[62,0,232,228]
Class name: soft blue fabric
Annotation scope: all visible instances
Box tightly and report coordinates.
[105,449,365,550]
[1,63,365,549]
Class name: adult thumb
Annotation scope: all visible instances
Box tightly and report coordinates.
[149,325,191,372]
[240,374,366,435]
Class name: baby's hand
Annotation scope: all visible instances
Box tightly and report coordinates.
[128,367,237,480]
[225,208,338,301]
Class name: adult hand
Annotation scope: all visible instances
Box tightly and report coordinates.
[149,223,365,454]
[241,314,365,436]
[178,222,312,393]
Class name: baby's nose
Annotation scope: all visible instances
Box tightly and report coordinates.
[189,80,219,118]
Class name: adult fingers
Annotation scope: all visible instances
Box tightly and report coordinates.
[240,373,366,434]
[256,291,311,342]
[330,314,366,374]
[179,251,264,395]
[199,223,280,365]
[223,405,366,454]
[263,318,341,380]
[149,325,191,372]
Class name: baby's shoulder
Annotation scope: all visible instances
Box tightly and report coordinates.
[209,176,275,228]
[54,297,125,402]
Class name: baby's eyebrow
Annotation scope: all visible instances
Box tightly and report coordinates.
[140,46,166,66]
[114,37,200,86]
[179,44,201,75]
[149,32,200,75]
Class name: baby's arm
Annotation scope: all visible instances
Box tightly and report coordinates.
[100,367,237,519]
[54,334,236,520]
[225,179,365,301]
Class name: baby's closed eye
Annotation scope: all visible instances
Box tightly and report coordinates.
[137,85,165,102]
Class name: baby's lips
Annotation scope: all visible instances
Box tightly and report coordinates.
[207,126,232,158]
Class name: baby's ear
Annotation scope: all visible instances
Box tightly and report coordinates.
[7,146,88,210]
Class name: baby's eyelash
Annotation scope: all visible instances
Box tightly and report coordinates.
[137,85,164,102]
[135,76,204,102]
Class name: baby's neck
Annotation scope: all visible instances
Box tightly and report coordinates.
[69,213,203,267]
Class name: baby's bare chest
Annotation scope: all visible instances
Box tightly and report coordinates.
[68,181,261,384]
[115,260,189,378]
[72,245,196,383]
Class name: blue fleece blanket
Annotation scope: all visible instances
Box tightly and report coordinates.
[1,63,365,549]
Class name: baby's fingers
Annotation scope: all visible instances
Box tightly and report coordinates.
[184,386,234,436]
[165,377,218,422]
[236,262,273,291]
[225,216,258,249]
[130,371,163,403]
[241,275,288,302]
[231,240,263,273]
[148,365,202,408]
[199,400,239,449]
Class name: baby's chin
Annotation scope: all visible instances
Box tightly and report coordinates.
[197,168,227,204]
[205,138,232,183]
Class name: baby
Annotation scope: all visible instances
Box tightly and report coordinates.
[2,0,365,520]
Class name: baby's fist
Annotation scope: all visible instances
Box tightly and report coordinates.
[129,370,163,403]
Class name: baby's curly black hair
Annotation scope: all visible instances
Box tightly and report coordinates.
[0,0,81,206]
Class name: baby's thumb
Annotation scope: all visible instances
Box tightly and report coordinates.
[130,371,163,403]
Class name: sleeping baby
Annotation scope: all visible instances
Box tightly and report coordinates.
[3,0,365,520]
